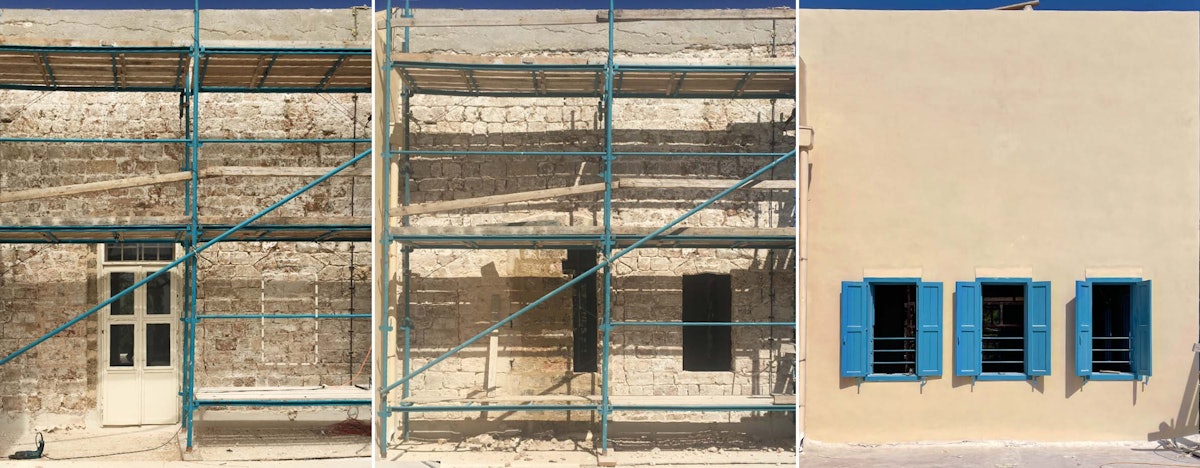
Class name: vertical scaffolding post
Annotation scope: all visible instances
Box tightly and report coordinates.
[184,0,202,451]
[599,0,616,455]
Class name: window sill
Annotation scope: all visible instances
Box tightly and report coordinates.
[1086,372,1136,381]
[864,374,919,382]
[976,373,1029,381]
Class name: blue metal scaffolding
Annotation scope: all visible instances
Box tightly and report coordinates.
[0,3,371,452]
[377,2,797,457]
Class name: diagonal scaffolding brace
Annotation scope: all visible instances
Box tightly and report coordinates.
[381,149,794,395]
[0,149,370,368]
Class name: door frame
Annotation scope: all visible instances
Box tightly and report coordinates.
[96,244,183,425]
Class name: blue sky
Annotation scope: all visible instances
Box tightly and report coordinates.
[1,0,368,8]
[800,0,1199,9]
[4,0,1195,11]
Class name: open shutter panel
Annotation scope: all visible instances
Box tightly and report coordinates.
[1075,280,1092,377]
[840,281,869,378]
[1132,280,1153,379]
[1025,281,1052,376]
[916,282,943,377]
[954,281,981,377]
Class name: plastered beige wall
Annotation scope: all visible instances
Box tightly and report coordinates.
[800,9,1200,442]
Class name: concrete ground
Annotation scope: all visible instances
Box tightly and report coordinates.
[0,419,370,465]
[801,439,1200,468]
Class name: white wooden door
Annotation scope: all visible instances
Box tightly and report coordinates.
[100,267,180,426]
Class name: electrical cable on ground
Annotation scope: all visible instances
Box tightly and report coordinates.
[42,425,182,460]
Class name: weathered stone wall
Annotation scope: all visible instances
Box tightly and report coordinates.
[0,8,370,425]
[389,9,796,428]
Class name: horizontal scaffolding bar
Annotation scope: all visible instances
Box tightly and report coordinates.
[391,150,605,156]
[610,405,794,412]
[202,47,370,55]
[611,321,794,327]
[195,399,369,407]
[389,150,788,158]
[197,314,371,319]
[389,404,600,413]
[0,138,188,143]
[199,138,370,144]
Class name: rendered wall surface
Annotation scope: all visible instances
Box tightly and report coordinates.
[799,9,1200,441]
[383,9,797,430]
[0,9,371,426]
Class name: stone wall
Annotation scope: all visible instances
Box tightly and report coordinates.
[0,8,370,425]
[388,9,797,429]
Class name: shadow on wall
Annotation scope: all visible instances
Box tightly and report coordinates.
[400,257,794,405]
[1147,352,1199,441]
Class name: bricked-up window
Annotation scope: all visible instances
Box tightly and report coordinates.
[682,274,733,372]
[564,250,598,372]
[105,243,175,262]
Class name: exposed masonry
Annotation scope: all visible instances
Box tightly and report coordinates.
[0,9,370,422]
[388,9,797,426]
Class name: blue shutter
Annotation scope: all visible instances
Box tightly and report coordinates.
[954,281,981,376]
[1075,280,1092,377]
[840,281,869,378]
[916,282,943,377]
[1132,280,1153,379]
[1025,281,1051,376]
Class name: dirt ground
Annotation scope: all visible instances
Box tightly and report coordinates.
[800,439,1200,468]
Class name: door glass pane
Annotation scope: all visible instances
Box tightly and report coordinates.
[147,274,171,315]
[109,324,134,367]
[110,273,135,316]
[146,324,171,367]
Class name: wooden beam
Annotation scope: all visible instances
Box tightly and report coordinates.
[0,172,192,203]
[203,166,369,177]
[620,178,794,190]
[392,182,610,218]
[385,11,599,28]
[607,9,796,22]
[381,9,794,27]
[393,52,593,66]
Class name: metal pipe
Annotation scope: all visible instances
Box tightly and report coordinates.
[184,0,202,449]
[378,149,795,394]
[200,138,370,144]
[0,138,188,143]
[390,404,600,413]
[599,2,617,453]
[391,150,604,156]
[197,314,372,319]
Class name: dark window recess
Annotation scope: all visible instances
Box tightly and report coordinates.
[146,323,171,367]
[1093,284,1132,374]
[147,273,171,315]
[105,243,174,262]
[981,284,1025,373]
[109,324,134,367]
[564,250,598,372]
[110,273,135,316]
[872,284,916,375]
[682,274,732,372]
